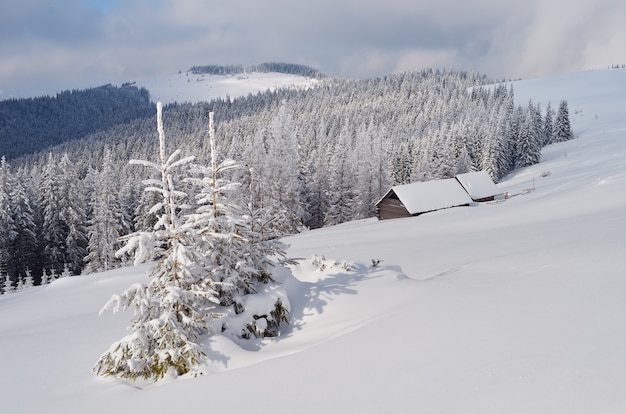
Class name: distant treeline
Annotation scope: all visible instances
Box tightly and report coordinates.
[0,84,154,160]
[189,62,325,79]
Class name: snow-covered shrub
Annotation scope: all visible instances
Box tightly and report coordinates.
[310,255,353,272]
[310,254,327,271]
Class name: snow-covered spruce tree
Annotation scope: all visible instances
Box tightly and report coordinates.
[9,176,38,280]
[352,121,391,219]
[0,158,17,278]
[85,149,128,273]
[94,104,292,380]
[39,154,65,273]
[543,102,555,147]
[2,273,15,294]
[262,103,305,236]
[15,275,24,290]
[93,102,220,380]
[40,269,49,285]
[58,153,89,275]
[39,153,88,275]
[553,100,574,143]
[185,111,292,340]
[515,107,542,169]
[23,269,34,288]
[48,268,58,283]
[324,120,355,226]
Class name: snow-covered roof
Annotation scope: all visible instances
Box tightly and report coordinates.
[391,178,473,215]
[455,171,502,201]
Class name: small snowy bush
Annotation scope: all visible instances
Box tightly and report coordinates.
[310,255,353,272]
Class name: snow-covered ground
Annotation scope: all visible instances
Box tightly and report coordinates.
[1,70,320,103]
[1,69,625,413]
[136,70,320,104]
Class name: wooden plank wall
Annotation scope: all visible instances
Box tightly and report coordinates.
[376,198,412,220]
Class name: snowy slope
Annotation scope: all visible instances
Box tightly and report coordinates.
[1,69,625,413]
[1,70,320,103]
[136,70,320,104]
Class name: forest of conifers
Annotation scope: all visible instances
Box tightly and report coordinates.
[0,68,573,289]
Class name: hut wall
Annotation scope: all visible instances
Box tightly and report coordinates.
[376,198,412,220]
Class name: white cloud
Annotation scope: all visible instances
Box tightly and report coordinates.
[1,0,625,96]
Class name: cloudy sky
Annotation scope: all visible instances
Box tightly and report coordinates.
[1,0,625,98]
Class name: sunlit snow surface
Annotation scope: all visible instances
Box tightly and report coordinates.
[137,71,319,104]
[0,70,319,103]
[1,69,625,413]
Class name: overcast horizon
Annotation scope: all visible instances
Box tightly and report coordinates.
[2,0,625,99]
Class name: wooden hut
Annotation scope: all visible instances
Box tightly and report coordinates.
[376,178,473,220]
[455,171,503,202]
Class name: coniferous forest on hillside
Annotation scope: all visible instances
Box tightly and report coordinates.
[0,84,154,159]
[0,68,574,290]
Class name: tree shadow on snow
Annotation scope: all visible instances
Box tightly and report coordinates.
[227,258,408,353]
[278,258,400,338]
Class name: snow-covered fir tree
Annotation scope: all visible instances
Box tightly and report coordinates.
[543,102,555,146]
[40,269,49,285]
[39,153,88,275]
[58,154,89,275]
[85,149,129,273]
[49,268,58,283]
[352,121,391,219]
[302,120,330,229]
[0,158,17,278]
[185,111,292,340]
[9,174,39,280]
[324,120,355,226]
[94,103,292,381]
[515,106,542,168]
[94,102,215,380]
[2,273,15,294]
[60,263,72,278]
[23,269,35,288]
[261,103,305,235]
[15,275,24,290]
[553,100,574,143]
